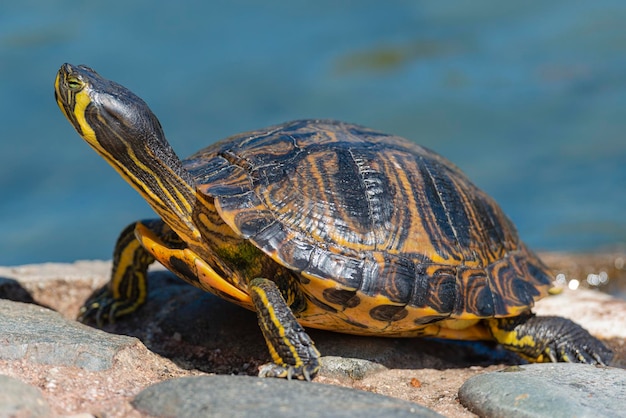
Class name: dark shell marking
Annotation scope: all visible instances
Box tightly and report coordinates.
[185,120,552,331]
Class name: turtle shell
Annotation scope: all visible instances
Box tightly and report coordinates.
[184,120,552,331]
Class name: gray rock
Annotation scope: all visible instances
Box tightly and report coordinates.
[319,355,387,380]
[0,375,52,418]
[132,375,443,418]
[458,363,626,418]
[0,299,138,371]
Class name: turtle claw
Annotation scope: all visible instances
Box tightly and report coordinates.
[78,287,111,326]
[78,302,113,328]
[543,337,613,366]
[258,362,318,381]
[77,286,136,327]
[593,351,612,366]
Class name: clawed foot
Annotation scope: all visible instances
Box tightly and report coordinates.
[489,314,613,366]
[539,323,613,366]
[258,361,320,381]
[77,286,137,327]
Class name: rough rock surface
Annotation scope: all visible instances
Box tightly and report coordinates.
[0,374,52,418]
[0,251,624,417]
[0,300,137,371]
[458,363,626,418]
[133,375,444,418]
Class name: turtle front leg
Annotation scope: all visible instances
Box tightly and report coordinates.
[249,278,321,381]
[487,312,613,365]
[78,219,164,326]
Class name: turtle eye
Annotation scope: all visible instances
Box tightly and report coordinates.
[66,76,83,91]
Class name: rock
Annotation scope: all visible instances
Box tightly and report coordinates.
[132,375,443,418]
[458,363,626,418]
[0,299,138,371]
[0,374,52,418]
[0,261,111,320]
[319,356,387,380]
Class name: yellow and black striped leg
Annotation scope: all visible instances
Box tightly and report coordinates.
[249,278,321,381]
[78,219,163,326]
[487,312,613,365]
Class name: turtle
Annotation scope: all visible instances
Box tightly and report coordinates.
[54,63,612,380]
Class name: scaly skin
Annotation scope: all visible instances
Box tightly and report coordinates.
[78,221,155,326]
[250,278,321,381]
[487,313,613,365]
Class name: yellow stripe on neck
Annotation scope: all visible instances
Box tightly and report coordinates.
[72,89,98,144]
[62,79,202,244]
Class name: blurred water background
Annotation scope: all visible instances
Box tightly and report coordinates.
[1,1,625,266]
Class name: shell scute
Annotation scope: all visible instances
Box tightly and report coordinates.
[305,247,364,290]
[269,236,316,272]
[369,304,409,322]
[361,254,415,305]
[456,267,494,317]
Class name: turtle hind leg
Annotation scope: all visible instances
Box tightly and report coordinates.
[249,278,321,381]
[487,313,613,365]
[78,219,163,326]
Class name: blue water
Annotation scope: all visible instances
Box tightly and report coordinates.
[1,1,625,266]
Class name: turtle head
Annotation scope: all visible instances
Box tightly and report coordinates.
[55,63,182,173]
[55,63,199,240]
